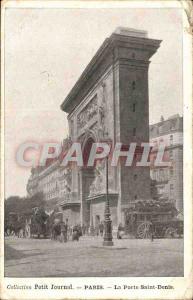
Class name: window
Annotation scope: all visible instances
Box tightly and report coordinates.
[155,169,158,181]
[132,53,135,59]
[169,150,173,160]
[170,167,174,176]
[133,128,136,136]
[170,135,173,145]
[132,81,136,90]
[160,169,164,181]
[132,103,136,112]
[134,195,137,200]
[134,174,137,180]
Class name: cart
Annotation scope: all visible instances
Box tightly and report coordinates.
[122,200,183,239]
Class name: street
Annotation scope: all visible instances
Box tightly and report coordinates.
[4,236,183,277]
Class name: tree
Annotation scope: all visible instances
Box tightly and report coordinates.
[5,192,45,217]
[4,196,25,220]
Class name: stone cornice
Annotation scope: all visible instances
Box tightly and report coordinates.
[60,32,161,114]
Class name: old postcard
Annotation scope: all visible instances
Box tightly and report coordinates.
[1,0,192,299]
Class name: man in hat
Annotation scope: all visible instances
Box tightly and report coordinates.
[60,221,67,243]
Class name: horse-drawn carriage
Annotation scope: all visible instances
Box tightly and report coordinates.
[5,208,51,238]
[25,208,63,239]
[5,203,66,239]
[5,212,26,237]
[28,207,49,238]
[118,200,183,239]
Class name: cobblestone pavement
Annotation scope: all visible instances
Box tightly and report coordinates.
[4,236,183,277]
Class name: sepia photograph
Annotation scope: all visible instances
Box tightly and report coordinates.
[1,1,192,299]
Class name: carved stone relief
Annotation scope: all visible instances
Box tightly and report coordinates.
[76,81,109,139]
[77,95,98,132]
[88,159,114,197]
[97,82,109,139]
[59,167,72,200]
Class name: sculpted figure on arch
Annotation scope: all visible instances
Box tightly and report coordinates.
[98,82,108,139]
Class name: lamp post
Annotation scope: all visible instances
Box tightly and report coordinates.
[89,198,95,236]
[103,154,113,246]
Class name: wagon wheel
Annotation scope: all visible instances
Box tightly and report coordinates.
[137,221,152,239]
[164,227,177,238]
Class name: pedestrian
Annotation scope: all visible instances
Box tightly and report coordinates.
[60,221,67,243]
[82,224,86,235]
[51,223,56,240]
[95,225,99,236]
[56,222,61,241]
[65,219,69,240]
[52,221,61,241]
[69,226,73,238]
[18,228,24,238]
[72,225,80,241]
[149,221,154,242]
[66,224,71,241]
[77,224,82,237]
[99,222,104,237]
[85,224,89,235]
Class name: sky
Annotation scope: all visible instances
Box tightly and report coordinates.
[4,7,183,198]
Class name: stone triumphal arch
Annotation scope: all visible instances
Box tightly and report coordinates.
[60,27,161,228]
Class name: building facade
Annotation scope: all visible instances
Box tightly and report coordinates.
[26,139,74,212]
[150,114,183,212]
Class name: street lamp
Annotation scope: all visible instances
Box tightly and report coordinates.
[90,200,95,236]
[103,154,114,246]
